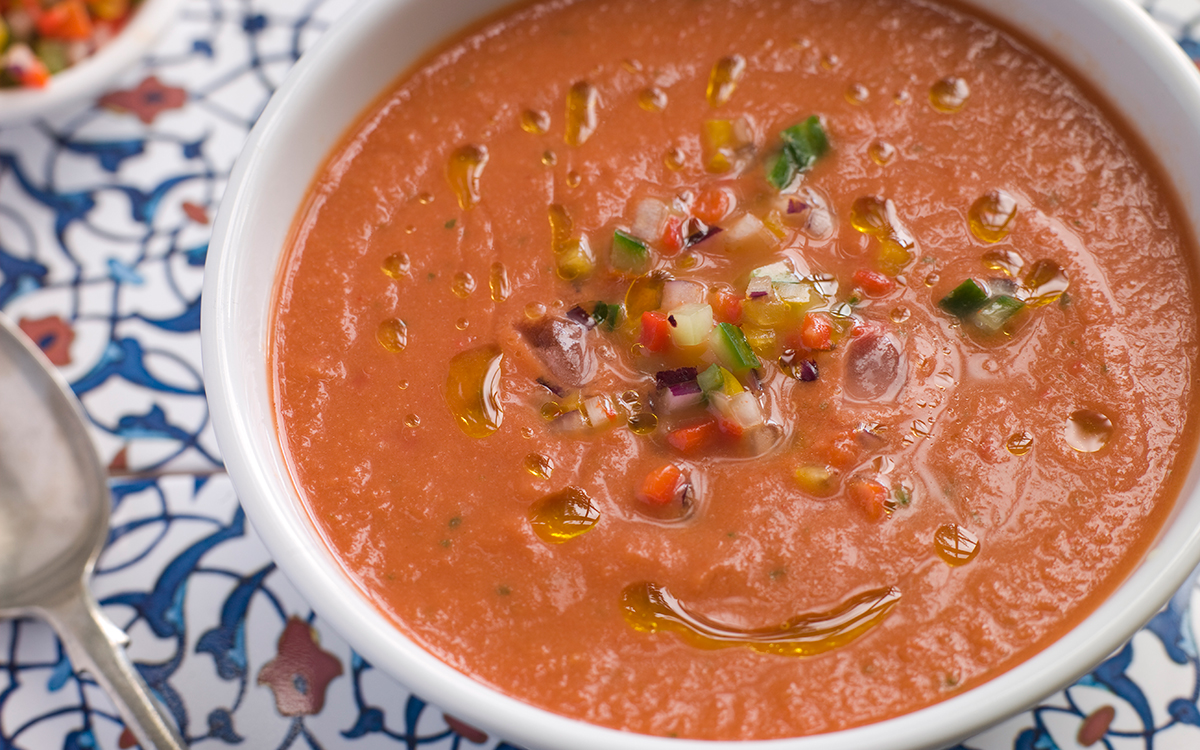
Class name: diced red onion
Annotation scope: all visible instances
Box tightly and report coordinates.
[669,380,702,397]
[656,367,699,388]
[566,305,595,328]
[536,377,566,397]
[746,277,771,298]
[787,198,810,214]
[799,359,819,382]
[661,381,705,412]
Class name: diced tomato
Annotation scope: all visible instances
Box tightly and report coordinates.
[636,463,685,507]
[801,311,835,351]
[666,418,719,454]
[693,187,732,224]
[660,215,685,255]
[847,476,891,522]
[715,414,744,439]
[823,433,860,468]
[711,287,743,324]
[852,268,896,297]
[639,310,672,352]
[37,0,93,40]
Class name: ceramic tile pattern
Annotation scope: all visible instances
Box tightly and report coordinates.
[0,0,1199,747]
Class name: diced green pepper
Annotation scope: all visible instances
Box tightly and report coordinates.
[709,322,762,371]
[35,40,70,75]
[970,295,1025,334]
[766,115,829,189]
[780,115,830,171]
[938,279,989,318]
[591,301,624,331]
[611,229,650,274]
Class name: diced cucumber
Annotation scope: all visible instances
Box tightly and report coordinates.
[709,322,762,371]
[970,295,1025,334]
[938,279,989,318]
[611,229,650,274]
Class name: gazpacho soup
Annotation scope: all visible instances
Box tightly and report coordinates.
[271,0,1200,739]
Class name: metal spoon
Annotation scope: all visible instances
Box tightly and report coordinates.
[0,312,186,750]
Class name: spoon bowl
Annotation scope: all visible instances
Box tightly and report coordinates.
[0,312,186,750]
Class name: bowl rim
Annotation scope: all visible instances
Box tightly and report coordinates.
[201,0,1200,748]
[0,0,185,125]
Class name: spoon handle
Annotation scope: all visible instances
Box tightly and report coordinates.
[42,584,188,750]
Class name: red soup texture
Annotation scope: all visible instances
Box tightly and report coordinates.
[272,0,1200,740]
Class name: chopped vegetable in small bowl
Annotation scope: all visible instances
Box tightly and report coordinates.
[0,0,181,124]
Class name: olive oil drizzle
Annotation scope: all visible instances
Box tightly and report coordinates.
[621,581,901,656]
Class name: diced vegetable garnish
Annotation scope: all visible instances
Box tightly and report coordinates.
[661,279,706,310]
[556,236,595,280]
[711,287,743,324]
[611,229,650,274]
[852,268,895,297]
[766,115,830,189]
[937,279,989,317]
[720,213,775,254]
[667,303,714,347]
[667,418,720,454]
[693,187,733,224]
[794,464,838,496]
[847,476,891,522]
[581,394,622,429]
[3,43,50,88]
[702,117,754,173]
[710,322,762,371]
[661,380,705,412]
[656,367,699,389]
[590,301,624,331]
[639,310,672,352]
[800,312,835,351]
[2,0,139,88]
[970,294,1025,334]
[636,463,686,507]
[37,0,93,41]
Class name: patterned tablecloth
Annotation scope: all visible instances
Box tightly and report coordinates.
[2,0,1200,748]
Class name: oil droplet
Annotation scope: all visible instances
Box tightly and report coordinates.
[1064,409,1113,453]
[377,319,408,353]
[540,402,563,420]
[1006,430,1034,456]
[663,147,686,171]
[444,344,504,438]
[451,271,476,299]
[820,53,839,70]
[706,54,746,107]
[845,83,869,105]
[621,581,900,656]
[528,486,600,543]
[868,140,896,166]
[521,426,535,438]
[677,253,698,270]
[934,524,980,566]
[382,252,411,279]
[565,80,599,147]
[524,452,554,479]
[566,171,582,188]
[404,414,421,428]
[416,192,434,205]
[541,150,557,166]
[456,318,469,331]
[520,109,550,134]
[969,190,1018,243]
[1023,259,1070,307]
[982,248,1025,278]
[525,302,546,320]
[924,272,939,287]
[894,90,911,105]
[889,306,911,323]
[405,225,416,234]
[489,262,510,302]
[397,379,409,390]
[447,144,489,210]
[624,272,668,321]
[622,58,643,73]
[628,412,659,435]
[929,76,970,113]
[619,390,642,409]
[638,87,668,112]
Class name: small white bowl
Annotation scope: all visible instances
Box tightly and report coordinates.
[202,1,1200,749]
[0,0,184,125]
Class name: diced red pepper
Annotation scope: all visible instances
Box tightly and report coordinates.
[667,418,719,454]
[639,310,671,352]
[693,187,732,225]
[847,476,890,522]
[711,287,743,324]
[852,268,896,297]
[801,311,835,351]
[37,0,94,40]
[660,215,685,255]
[636,463,685,507]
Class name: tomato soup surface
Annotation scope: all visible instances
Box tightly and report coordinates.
[272,0,1200,740]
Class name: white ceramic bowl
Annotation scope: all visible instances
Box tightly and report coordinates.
[202,1,1200,748]
[0,0,183,125]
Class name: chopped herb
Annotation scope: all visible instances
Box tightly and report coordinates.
[427,272,437,280]
[439,539,451,548]
[497,585,511,596]
[445,218,457,229]
[769,568,787,581]
[766,115,829,189]
[894,485,912,507]
[449,516,462,528]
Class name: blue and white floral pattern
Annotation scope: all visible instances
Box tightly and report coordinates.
[1,0,1200,747]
